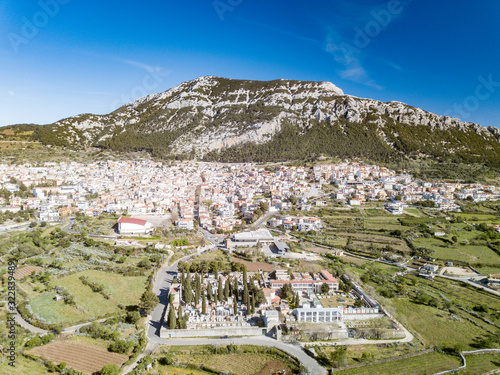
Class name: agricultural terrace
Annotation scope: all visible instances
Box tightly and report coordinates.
[28,341,128,375]
[151,345,302,375]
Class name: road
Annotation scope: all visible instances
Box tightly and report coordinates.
[253,210,280,228]
[131,239,328,375]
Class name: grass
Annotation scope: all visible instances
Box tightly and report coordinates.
[411,238,500,264]
[335,351,461,375]
[41,270,148,320]
[391,298,489,349]
[460,353,500,374]
[317,343,420,367]
[161,345,299,375]
[0,354,49,375]
[150,366,213,374]
[28,292,89,325]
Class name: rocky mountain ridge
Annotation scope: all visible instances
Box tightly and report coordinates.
[5,76,500,165]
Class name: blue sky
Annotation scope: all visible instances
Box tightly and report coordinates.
[1,0,500,128]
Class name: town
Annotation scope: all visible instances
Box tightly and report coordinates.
[1,160,499,230]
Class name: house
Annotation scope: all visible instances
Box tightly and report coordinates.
[271,269,339,293]
[176,219,194,230]
[487,274,500,286]
[116,217,154,234]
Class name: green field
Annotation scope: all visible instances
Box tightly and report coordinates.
[56,270,148,314]
[412,238,499,264]
[392,298,490,349]
[28,292,89,325]
[460,353,500,374]
[0,354,49,375]
[159,345,300,375]
[28,270,148,323]
[336,351,461,375]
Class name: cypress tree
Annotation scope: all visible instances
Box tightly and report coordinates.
[233,298,238,315]
[243,284,249,312]
[224,278,231,301]
[233,278,239,301]
[214,288,218,304]
[167,306,176,329]
[250,292,255,314]
[202,292,207,314]
[207,284,213,302]
[218,276,223,303]
[183,271,192,304]
[176,305,183,329]
[194,274,201,304]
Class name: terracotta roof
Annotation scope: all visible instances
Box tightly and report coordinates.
[117,217,147,226]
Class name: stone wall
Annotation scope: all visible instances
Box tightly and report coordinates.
[160,326,265,338]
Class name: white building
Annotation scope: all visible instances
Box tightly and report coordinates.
[294,306,343,323]
[116,217,154,234]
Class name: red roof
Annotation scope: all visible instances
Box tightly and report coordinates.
[320,269,337,282]
[117,217,147,226]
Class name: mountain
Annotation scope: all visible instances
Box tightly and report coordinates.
[4,76,500,165]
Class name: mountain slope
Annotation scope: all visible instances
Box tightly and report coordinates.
[4,76,500,165]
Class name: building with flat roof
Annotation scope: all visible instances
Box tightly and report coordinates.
[294,306,343,323]
[229,228,274,247]
[270,269,339,292]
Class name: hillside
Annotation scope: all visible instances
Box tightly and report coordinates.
[2,76,500,165]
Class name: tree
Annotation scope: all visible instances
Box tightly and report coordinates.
[99,364,120,375]
[243,284,249,312]
[167,306,176,329]
[250,292,255,314]
[233,277,239,301]
[320,283,330,294]
[233,298,238,315]
[207,284,213,302]
[183,272,193,304]
[329,345,348,367]
[280,283,294,300]
[125,311,141,324]
[294,292,300,308]
[254,288,266,306]
[202,292,207,314]
[259,201,269,212]
[218,276,224,303]
[224,278,231,300]
[194,274,201,304]
[140,290,159,314]
[177,305,183,329]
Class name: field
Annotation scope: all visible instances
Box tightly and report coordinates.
[411,239,499,265]
[28,341,128,374]
[150,366,212,374]
[28,292,89,325]
[56,270,147,313]
[460,353,500,374]
[160,345,299,375]
[13,265,44,279]
[28,270,148,324]
[391,298,490,349]
[336,351,461,375]
[0,354,49,374]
